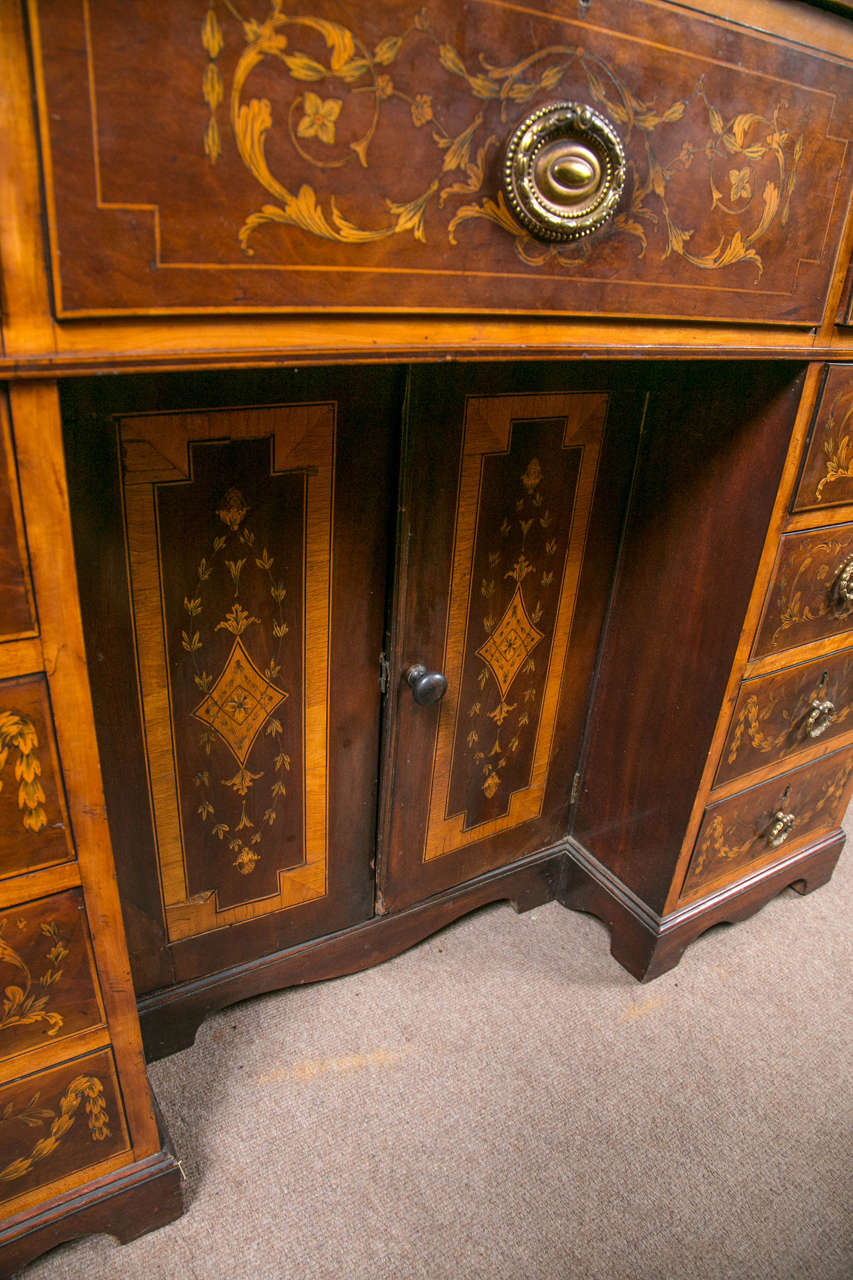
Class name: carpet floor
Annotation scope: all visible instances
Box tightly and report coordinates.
[22,832,853,1280]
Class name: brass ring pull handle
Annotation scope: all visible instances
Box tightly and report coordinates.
[502,102,626,242]
[833,555,853,614]
[405,664,448,707]
[804,697,837,739]
[766,808,795,849]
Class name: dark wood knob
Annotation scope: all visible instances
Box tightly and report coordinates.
[406,664,448,706]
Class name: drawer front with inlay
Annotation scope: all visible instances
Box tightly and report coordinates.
[29,0,853,323]
[0,675,76,881]
[0,1049,130,1216]
[682,746,853,902]
[0,891,105,1069]
[753,524,853,660]
[792,366,853,515]
[716,646,853,788]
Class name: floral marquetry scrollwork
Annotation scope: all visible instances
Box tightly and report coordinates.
[203,1,805,278]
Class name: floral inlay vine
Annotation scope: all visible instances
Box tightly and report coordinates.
[180,487,291,878]
[0,917,69,1040]
[815,382,853,502]
[0,711,47,835]
[464,455,561,805]
[202,1,804,278]
[0,1075,110,1186]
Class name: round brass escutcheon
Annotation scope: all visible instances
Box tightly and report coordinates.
[502,102,626,242]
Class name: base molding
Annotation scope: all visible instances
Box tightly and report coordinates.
[139,850,562,1061]
[558,830,846,981]
[0,1142,183,1279]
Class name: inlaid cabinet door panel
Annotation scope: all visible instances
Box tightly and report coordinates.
[378,365,643,912]
[29,0,853,323]
[63,369,399,990]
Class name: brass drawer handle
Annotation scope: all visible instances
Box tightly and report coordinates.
[766,807,795,848]
[502,102,626,242]
[833,555,853,614]
[804,697,837,739]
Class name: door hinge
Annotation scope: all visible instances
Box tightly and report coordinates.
[379,652,390,695]
[570,770,582,805]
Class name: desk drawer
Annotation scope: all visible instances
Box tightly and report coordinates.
[717,646,853,788]
[0,1050,130,1217]
[0,675,76,882]
[29,0,853,322]
[753,524,853,660]
[682,746,853,902]
[792,366,853,515]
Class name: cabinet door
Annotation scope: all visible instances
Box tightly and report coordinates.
[63,369,400,991]
[378,365,643,912]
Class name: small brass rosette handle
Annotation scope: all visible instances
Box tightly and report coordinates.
[766,807,795,849]
[502,102,626,242]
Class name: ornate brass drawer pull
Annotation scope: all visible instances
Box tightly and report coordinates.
[502,102,626,242]
[804,697,837,739]
[766,805,795,849]
[833,555,853,614]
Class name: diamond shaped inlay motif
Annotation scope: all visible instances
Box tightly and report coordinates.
[476,585,543,700]
[193,638,287,765]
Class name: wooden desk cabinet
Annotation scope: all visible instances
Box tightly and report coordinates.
[1,0,852,1271]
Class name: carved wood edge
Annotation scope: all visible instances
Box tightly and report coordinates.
[137,847,565,1061]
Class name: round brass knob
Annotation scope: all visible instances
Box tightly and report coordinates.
[502,102,626,242]
[405,664,448,707]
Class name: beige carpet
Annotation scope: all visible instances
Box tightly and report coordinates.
[24,835,853,1280]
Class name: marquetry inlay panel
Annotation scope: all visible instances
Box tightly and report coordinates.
[0,675,75,880]
[793,366,853,514]
[424,392,605,862]
[753,523,853,660]
[0,1049,129,1212]
[120,403,335,941]
[682,747,853,901]
[716,646,853,788]
[0,891,104,1066]
[29,0,853,323]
